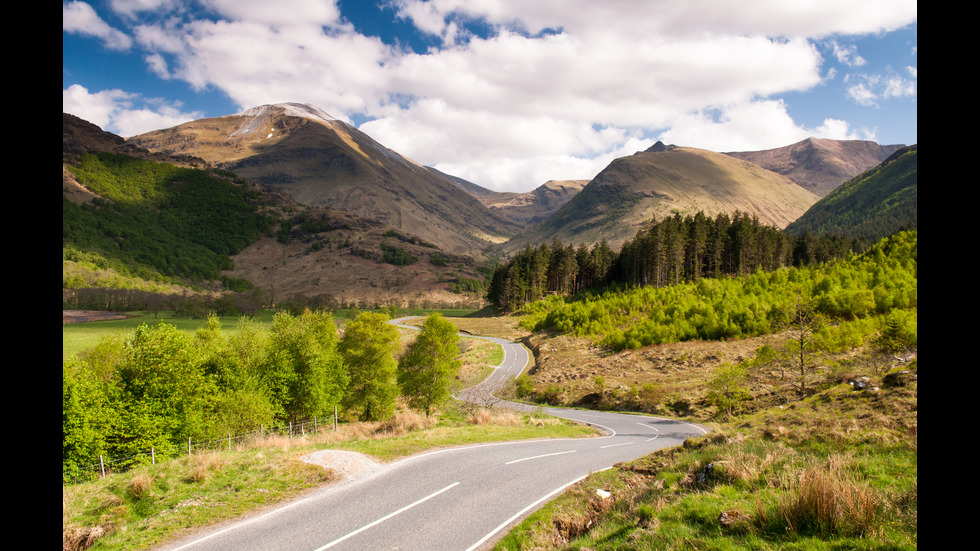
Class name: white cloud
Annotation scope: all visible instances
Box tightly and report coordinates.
[63,84,204,136]
[63,1,132,50]
[830,40,866,67]
[200,0,344,28]
[65,0,916,190]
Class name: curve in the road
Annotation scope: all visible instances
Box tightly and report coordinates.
[159,316,710,551]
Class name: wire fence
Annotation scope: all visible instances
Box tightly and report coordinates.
[63,414,338,485]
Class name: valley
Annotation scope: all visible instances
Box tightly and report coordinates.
[63,103,916,551]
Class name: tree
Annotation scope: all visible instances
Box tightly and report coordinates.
[266,309,348,423]
[339,311,400,421]
[114,323,214,456]
[783,296,824,399]
[706,363,750,417]
[63,359,115,480]
[398,313,462,414]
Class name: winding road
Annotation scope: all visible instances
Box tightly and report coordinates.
[158,317,710,551]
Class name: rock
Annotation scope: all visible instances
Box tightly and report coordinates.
[718,509,748,526]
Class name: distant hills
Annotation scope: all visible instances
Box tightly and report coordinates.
[725,137,904,198]
[64,103,914,306]
[785,145,917,241]
[497,142,821,254]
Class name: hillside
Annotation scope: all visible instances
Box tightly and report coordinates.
[63,112,492,309]
[784,145,917,240]
[127,103,521,257]
[725,137,905,197]
[499,143,819,254]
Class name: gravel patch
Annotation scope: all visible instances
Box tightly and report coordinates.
[300,450,386,481]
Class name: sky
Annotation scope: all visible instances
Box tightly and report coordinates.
[63,0,917,193]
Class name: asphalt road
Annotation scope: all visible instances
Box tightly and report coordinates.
[158,317,709,551]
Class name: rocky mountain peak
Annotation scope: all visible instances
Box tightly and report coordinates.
[237,102,337,123]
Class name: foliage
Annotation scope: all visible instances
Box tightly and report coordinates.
[398,313,463,414]
[338,312,401,421]
[62,311,347,477]
[518,230,916,352]
[488,210,868,312]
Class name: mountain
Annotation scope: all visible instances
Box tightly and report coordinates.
[63,112,493,309]
[784,145,917,240]
[725,137,905,197]
[126,103,521,257]
[498,142,820,253]
[472,180,589,228]
[430,166,587,230]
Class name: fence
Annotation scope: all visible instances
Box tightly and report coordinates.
[64,413,338,485]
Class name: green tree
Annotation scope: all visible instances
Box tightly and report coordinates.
[63,359,115,480]
[397,313,462,414]
[706,363,750,417]
[339,312,400,421]
[114,323,214,457]
[266,309,348,423]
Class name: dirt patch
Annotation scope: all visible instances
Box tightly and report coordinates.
[63,310,127,324]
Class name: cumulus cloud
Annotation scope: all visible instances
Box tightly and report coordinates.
[63,84,204,136]
[63,1,132,50]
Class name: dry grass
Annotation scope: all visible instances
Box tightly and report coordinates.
[126,470,154,500]
[186,451,223,483]
[776,454,881,538]
[374,410,437,435]
[467,408,523,427]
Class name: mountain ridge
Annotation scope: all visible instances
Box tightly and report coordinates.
[127,103,521,257]
[498,144,821,254]
[725,137,904,197]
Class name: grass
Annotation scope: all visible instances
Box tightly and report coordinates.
[63,308,916,550]
[63,404,598,551]
[492,362,917,551]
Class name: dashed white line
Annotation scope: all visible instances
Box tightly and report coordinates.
[463,474,588,551]
[313,482,460,550]
[600,441,635,449]
[505,450,577,465]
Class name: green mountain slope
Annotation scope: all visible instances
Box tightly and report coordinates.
[63,114,275,286]
[784,145,917,240]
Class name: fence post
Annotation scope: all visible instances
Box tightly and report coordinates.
[228,433,231,451]
[334,406,338,431]
[152,447,155,465]
[100,455,105,479]
[188,437,192,457]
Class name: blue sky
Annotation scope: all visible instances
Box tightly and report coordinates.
[64,1,916,192]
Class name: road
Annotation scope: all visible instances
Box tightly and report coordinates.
[158,317,710,551]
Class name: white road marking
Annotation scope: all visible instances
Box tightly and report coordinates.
[313,482,460,550]
[505,450,577,465]
[600,441,635,449]
[463,474,588,551]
